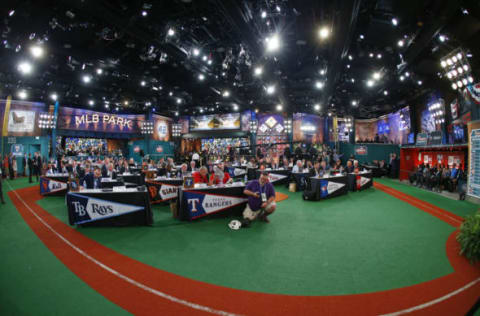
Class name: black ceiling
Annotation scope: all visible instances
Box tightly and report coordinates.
[1,0,479,118]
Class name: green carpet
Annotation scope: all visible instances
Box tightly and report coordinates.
[37,182,457,295]
[375,178,478,218]
[0,178,130,316]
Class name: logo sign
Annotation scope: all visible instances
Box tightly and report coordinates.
[416,133,428,146]
[156,145,163,153]
[355,145,368,156]
[134,146,141,153]
[67,193,144,225]
[156,121,168,138]
[159,184,178,200]
[320,180,345,198]
[10,144,24,156]
[40,177,68,195]
[356,176,371,190]
[147,181,181,203]
[184,191,247,219]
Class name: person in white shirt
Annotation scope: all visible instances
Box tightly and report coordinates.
[291,160,303,173]
[192,152,200,162]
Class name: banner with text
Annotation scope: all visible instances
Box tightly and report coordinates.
[183,191,248,220]
[146,180,182,203]
[40,177,68,195]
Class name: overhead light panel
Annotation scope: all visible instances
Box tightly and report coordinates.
[392,18,398,26]
[254,66,263,76]
[18,61,33,75]
[30,45,44,58]
[222,90,230,97]
[18,90,27,99]
[167,28,175,36]
[82,75,91,83]
[315,81,324,89]
[266,85,275,94]
[319,27,330,40]
[276,104,283,111]
[198,74,205,81]
[265,34,281,53]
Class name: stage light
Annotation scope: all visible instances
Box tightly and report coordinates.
[207,59,212,65]
[30,45,44,58]
[233,104,239,111]
[199,108,204,113]
[82,75,91,83]
[265,34,281,52]
[446,58,453,65]
[399,76,405,81]
[141,10,148,16]
[320,69,326,75]
[441,60,447,68]
[452,83,457,90]
[458,67,463,74]
[124,100,129,105]
[359,34,364,39]
[377,54,382,59]
[105,103,109,109]
[198,74,205,81]
[18,61,33,75]
[462,78,468,85]
[348,55,353,60]
[447,73,453,79]
[202,55,207,61]
[369,53,374,58]
[177,98,182,104]
[398,40,404,47]
[319,27,330,39]
[9,10,15,16]
[417,80,422,85]
[463,65,469,71]
[392,18,398,26]
[367,80,374,87]
[276,104,283,111]
[167,28,175,36]
[351,100,357,106]
[439,35,446,42]
[346,64,351,69]
[405,72,410,77]
[315,81,324,89]
[314,104,321,111]
[452,70,458,77]
[18,90,27,99]
[193,48,200,56]
[175,111,179,116]
[255,109,259,113]
[261,11,267,18]
[452,56,458,63]
[468,76,474,83]
[222,90,230,97]
[373,72,381,80]
[276,5,281,12]
[266,85,275,94]
[457,80,463,87]
[457,53,463,60]
[384,90,388,95]
[88,100,95,106]
[141,80,146,86]
[254,66,263,76]
[50,93,58,101]
[351,78,355,83]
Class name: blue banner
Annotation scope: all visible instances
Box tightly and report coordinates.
[10,143,24,156]
[183,191,247,220]
[67,193,144,225]
[40,177,68,195]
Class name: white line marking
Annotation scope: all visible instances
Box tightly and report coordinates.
[6,182,239,316]
[379,277,480,316]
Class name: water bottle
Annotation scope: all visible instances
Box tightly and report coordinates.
[244,174,248,183]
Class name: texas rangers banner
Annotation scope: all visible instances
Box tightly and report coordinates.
[356,175,372,190]
[67,193,144,225]
[146,180,182,204]
[183,191,248,220]
[40,177,68,195]
[320,180,346,198]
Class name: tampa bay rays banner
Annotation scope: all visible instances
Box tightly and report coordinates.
[40,177,68,195]
[356,175,372,190]
[146,181,181,203]
[183,191,248,220]
[67,193,144,225]
[320,180,346,198]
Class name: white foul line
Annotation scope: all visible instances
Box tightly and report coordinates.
[7,182,239,316]
[379,277,480,316]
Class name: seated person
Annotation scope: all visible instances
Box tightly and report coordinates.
[332,160,344,173]
[176,163,190,178]
[345,160,354,173]
[291,160,304,173]
[193,167,209,184]
[247,158,257,169]
[447,163,460,192]
[83,167,102,189]
[46,164,57,175]
[243,171,276,224]
[353,160,362,173]
[280,158,290,169]
[188,160,197,172]
[106,163,117,179]
[209,164,232,185]
[311,161,323,177]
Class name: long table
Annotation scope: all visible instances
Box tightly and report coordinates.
[255,169,291,185]
[146,177,184,204]
[178,183,247,221]
[66,188,152,227]
[347,171,373,191]
[309,175,348,200]
[40,174,69,196]
[120,173,145,186]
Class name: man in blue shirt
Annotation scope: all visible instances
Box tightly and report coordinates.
[243,171,276,223]
[448,163,460,192]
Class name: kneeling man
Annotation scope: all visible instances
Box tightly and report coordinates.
[243,171,276,223]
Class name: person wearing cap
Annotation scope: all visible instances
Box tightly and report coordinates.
[243,171,276,223]
[209,163,232,185]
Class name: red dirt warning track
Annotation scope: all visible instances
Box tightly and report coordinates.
[8,184,480,316]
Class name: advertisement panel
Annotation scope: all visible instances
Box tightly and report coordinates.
[152,114,171,141]
[355,107,410,144]
[256,114,285,135]
[3,100,45,136]
[57,107,144,133]
[292,113,324,143]
[190,113,240,131]
[241,110,253,132]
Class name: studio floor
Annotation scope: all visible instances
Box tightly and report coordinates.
[1,177,479,316]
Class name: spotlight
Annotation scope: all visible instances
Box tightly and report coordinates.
[318,27,330,39]
[315,81,324,89]
[405,72,410,77]
[254,66,263,76]
[457,81,463,88]
[457,53,463,60]
[417,80,423,85]
[18,90,27,99]
[367,80,374,87]
[373,72,381,80]
[359,34,364,39]
[314,104,321,111]
[369,53,374,58]
[193,48,200,56]
[30,45,44,58]
[377,54,382,59]
[261,11,267,18]
[348,55,353,60]
[141,10,148,16]
[276,104,283,111]
[463,65,469,71]
[351,100,357,106]
[397,40,404,47]
[50,93,58,101]
[124,100,129,105]
[266,85,275,94]
[233,104,239,111]
[198,74,205,81]
[82,75,91,83]
[140,80,146,86]
[167,28,175,36]
[88,100,95,106]
[462,78,468,85]
[468,76,474,83]
[265,34,281,52]
[399,76,405,81]
[447,73,453,79]
[384,90,389,95]
[440,61,447,68]
[452,56,458,63]
[452,70,458,77]
[222,90,230,97]
[446,59,453,65]
[177,98,182,104]
[202,55,207,61]
[458,67,463,74]
[320,69,326,75]
[96,68,103,75]
[392,18,398,26]
[207,59,212,65]
[18,61,33,75]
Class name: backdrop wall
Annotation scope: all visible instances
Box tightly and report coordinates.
[339,143,400,164]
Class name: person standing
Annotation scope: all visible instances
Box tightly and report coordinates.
[34,152,42,182]
[22,154,27,177]
[0,166,4,203]
[27,154,34,183]
[8,153,14,180]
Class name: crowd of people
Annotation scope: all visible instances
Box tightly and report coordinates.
[408,163,466,199]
